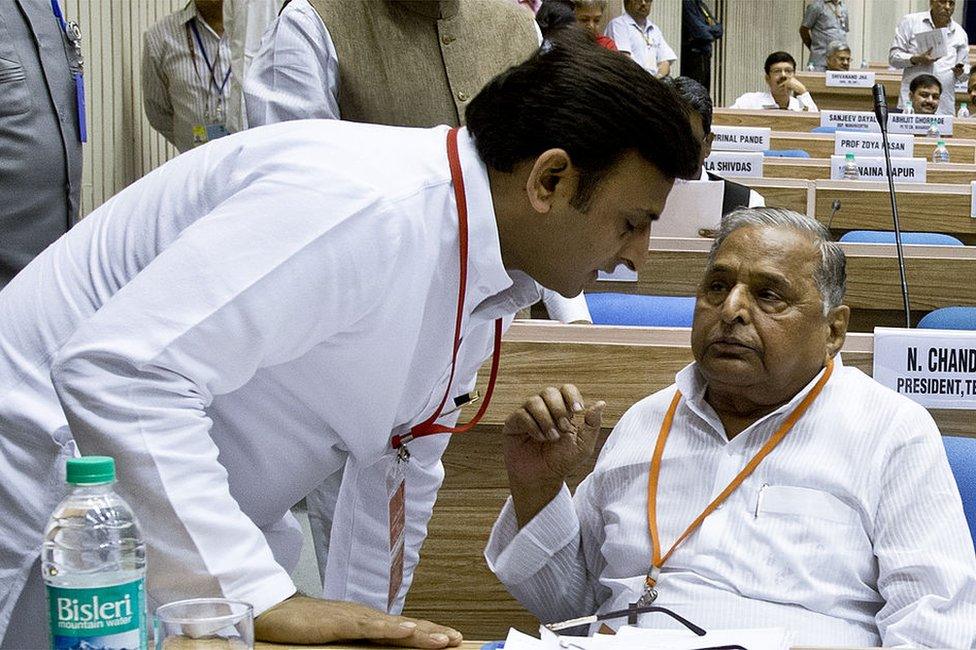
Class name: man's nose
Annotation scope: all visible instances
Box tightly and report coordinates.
[720,284,751,324]
[619,227,650,273]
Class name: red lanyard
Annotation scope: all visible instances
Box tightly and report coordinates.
[390,128,503,450]
[638,358,835,604]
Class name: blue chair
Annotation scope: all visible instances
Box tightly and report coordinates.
[918,307,976,330]
[763,149,811,158]
[839,231,964,246]
[943,436,976,545]
[585,293,695,327]
[811,126,838,134]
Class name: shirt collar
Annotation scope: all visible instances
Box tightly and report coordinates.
[454,128,540,321]
[625,13,655,34]
[674,360,833,443]
[925,12,956,33]
[178,1,197,24]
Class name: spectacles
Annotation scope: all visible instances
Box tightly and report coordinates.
[544,603,748,650]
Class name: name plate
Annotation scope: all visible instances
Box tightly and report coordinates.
[887,113,953,136]
[829,155,926,183]
[834,132,914,158]
[703,151,763,178]
[821,110,880,131]
[825,70,876,88]
[873,327,976,409]
[711,126,771,151]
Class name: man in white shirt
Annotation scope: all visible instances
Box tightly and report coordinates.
[799,0,848,72]
[0,36,701,649]
[604,0,675,77]
[486,208,976,648]
[142,0,235,152]
[889,0,968,116]
[906,73,943,114]
[667,76,765,213]
[730,51,818,112]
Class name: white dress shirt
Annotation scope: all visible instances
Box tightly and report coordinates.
[889,11,969,116]
[242,0,589,324]
[0,121,541,643]
[604,13,675,76]
[142,1,234,152]
[730,90,818,112]
[486,362,976,647]
[223,0,284,132]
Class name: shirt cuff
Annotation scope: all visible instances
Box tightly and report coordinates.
[542,290,592,323]
[228,570,297,618]
[484,485,580,585]
[797,92,818,111]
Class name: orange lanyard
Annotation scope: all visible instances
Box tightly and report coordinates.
[637,358,835,606]
[390,128,503,451]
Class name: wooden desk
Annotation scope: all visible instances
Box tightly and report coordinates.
[259,642,881,649]
[770,131,976,164]
[735,177,813,214]
[395,323,973,639]
[717,109,976,141]
[589,237,976,330]
[763,157,976,184]
[813,180,976,243]
[796,71,969,112]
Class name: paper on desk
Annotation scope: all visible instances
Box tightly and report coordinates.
[502,625,794,650]
[915,28,948,60]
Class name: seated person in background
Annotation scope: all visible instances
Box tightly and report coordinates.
[605,0,675,77]
[573,0,617,50]
[968,68,976,108]
[486,207,976,648]
[730,51,818,111]
[825,40,852,71]
[666,76,765,214]
[907,73,942,114]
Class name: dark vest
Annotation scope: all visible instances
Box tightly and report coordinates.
[707,171,752,216]
[306,0,538,127]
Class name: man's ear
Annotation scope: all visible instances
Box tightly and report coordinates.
[703,132,715,160]
[525,148,577,214]
[824,304,850,360]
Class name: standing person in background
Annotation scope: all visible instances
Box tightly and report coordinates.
[681,0,721,90]
[604,0,675,78]
[142,0,235,153]
[222,0,284,132]
[889,0,968,117]
[573,0,617,51]
[0,0,83,291]
[800,0,848,72]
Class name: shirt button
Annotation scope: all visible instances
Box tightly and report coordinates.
[456,90,469,101]
[441,34,455,45]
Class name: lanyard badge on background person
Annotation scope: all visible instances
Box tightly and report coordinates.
[50,0,86,142]
[636,358,835,608]
[186,19,231,147]
[383,128,504,611]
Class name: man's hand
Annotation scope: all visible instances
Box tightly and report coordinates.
[911,48,937,66]
[782,77,808,96]
[254,595,463,648]
[502,384,605,527]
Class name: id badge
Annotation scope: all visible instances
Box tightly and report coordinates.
[386,447,408,612]
[192,124,208,147]
[205,122,230,141]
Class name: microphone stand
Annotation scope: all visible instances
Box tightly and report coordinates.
[874,85,911,327]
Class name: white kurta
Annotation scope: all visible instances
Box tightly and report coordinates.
[889,11,969,116]
[0,120,540,643]
[486,363,976,647]
[729,90,819,112]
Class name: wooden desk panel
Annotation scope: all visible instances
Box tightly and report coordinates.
[714,108,820,133]
[735,177,812,213]
[771,131,976,164]
[813,181,976,241]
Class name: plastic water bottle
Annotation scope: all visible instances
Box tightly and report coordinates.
[842,152,860,180]
[860,58,868,69]
[958,102,970,118]
[43,456,147,650]
[932,140,950,163]
[926,119,941,138]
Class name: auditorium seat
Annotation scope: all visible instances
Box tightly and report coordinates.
[585,293,695,327]
[839,231,965,246]
[764,149,811,158]
[942,436,976,546]
[918,306,976,330]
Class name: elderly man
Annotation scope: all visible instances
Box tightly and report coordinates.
[890,0,968,116]
[0,35,700,649]
[730,52,818,111]
[486,208,976,647]
[605,0,675,77]
[825,40,852,71]
[800,0,849,71]
[906,73,942,114]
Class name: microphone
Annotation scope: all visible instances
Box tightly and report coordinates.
[827,199,841,230]
[872,83,889,131]
[871,83,911,327]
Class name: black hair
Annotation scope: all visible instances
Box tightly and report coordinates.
[764,51,797,75]
[665,76,713,134]
[910,73,942,94]
[466,29,700,211]
[536,0,577,39]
